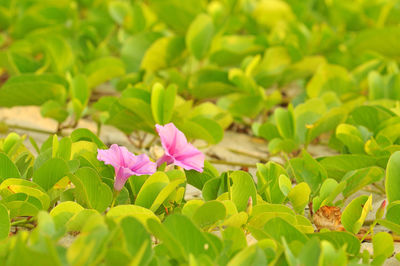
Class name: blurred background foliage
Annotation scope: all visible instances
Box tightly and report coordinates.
[0,0,399,150]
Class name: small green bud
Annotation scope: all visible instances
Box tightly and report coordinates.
[375,200,386,220]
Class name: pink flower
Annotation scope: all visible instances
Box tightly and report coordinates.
[97,144,156,191]
[156,123,205,172]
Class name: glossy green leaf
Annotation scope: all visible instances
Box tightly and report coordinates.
[287,182,310,214]
[0,74,66,107]
[341,195,372,234]
[0,153,20,182]
[0,203,10,240]
[32,158,69,191]
[192,200,226,229]
[373,232,394,259]
[186,13,214,60]
[69,167,112,213]
[386,151,400,204]
[151,83,177,125]
[231,171,257,212]
[85,57,125,89]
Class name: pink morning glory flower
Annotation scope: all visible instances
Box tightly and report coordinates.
[156,123,205,172]
[97,144,156,191]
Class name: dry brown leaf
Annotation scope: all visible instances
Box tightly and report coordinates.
[313,206,345,231]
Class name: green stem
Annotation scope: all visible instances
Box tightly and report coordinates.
[7,124,60,135]
[208,159,256,168]
[227,172,232,200]
[110,190,120,209]
[283,153,297,180]
[227,148,269,162]
[11,219,35,229]
[372,183,386,194]
[144,134,158,149]
[11,219,29,226]
[360,221,377,242]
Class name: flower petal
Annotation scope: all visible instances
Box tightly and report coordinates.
[131,154,157,175]
[97,144,122,169]
[156,123,188,156]
[173,145,205,172]
[98,144,157,191]
[114,167,134,191]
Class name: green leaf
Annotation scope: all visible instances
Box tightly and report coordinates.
[185,161,219,190]
[256,162,286,203]
[40,100,68,123]
[179,117,224,144]
[66,209,100,233]
[141,36,186,72]
[121,32,162,73]
[222,227,247,257]
[263,217,308,244]
[0,203,10,240]
[70,74,89,114]
[151,83,177,125]
[373,232,394,259]
[67,216,108,266]
[85,57,125,89]
[43,35,74,73]
[289,150,327,193]
[0,153,20,182]
[377,219,400,235]
[150,178,185,212]
[70,128,106,149]
[107,205,160,228]
[350,27,400,59]
[386,202,400,224]
[108,1,130,25]
[287,182,310,214]
[3,199,39,219]
[0,183,50,210]
[230,171,257,212]
[147,219,187,261]
[32,158,69,191]
[278,174,291,197]
[312,179,345,212]
[351,105,393,133]
[162,214,217,258]
[386,151,400,204]
[50,201,84,231]
[186,13,214,60]
[342,167,384,197]
[192,200,226,229]
[318,155,378,181]
[306,107,347,144]
[120,216,153,265]
[274,106,295,139]
[227,244,268,266]
[228,94,264,118]
[69,167,113,213]
[335,124,365,154]
[0,74,66,107]
[135,172,169,209]
[306,64,354,99]
[189,68,236,99]
[341,195,372,234]
[310,231,360,256]
[148,0,206,33]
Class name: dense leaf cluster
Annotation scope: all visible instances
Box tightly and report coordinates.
[1,0,400,265]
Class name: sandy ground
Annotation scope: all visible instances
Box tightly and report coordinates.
[1,106,399,264]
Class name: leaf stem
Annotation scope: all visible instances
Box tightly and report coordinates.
[208,159,257,168]
[110,190,120,209]
[6,123,61,136]
[227,148,268,162]
[144,134,158,149]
